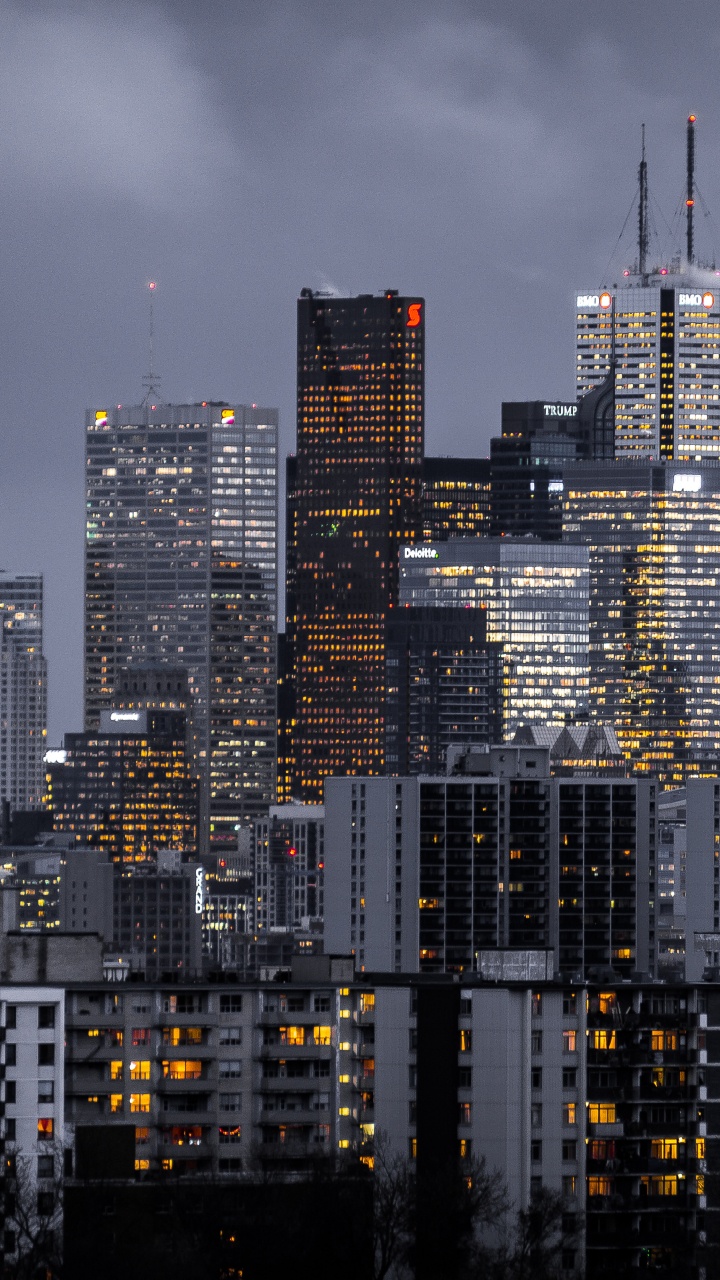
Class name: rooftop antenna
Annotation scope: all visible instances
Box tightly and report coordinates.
[638,124,649,278]
[686,114,696,266]
[141,280,161,405]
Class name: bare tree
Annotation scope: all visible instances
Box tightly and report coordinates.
[2,1143,63,1279]
[372,1133,414,1280]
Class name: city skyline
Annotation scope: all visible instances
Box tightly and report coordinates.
[4,2,720,742]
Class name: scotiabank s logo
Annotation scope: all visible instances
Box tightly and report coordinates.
[406,303,422,328]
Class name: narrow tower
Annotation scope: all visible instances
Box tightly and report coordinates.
[638,124,648,279]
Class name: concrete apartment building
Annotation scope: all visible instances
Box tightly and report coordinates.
[1,955,716,1278]
[323,748,656,979]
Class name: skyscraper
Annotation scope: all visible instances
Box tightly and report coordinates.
[398,538,589,735]
[84,402,278,846]
[0,574,47,817]
[288,289,424,800]
[575,281,720,459]
[564,458,720,783]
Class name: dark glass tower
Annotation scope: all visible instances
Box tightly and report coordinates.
[289,290,424,800]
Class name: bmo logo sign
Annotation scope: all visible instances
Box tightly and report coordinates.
[577,292,612,309]
[679,292,714,308]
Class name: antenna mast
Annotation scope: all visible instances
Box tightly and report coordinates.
[638,124,648,278]
[141,280,161,405]
[687,115,696,266]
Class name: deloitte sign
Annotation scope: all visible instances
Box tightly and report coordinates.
[403,546,440,560]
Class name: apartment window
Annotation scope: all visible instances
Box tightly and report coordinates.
[37,1155,54,1178]
[532,992,542,1016]
[38,1081,54,1104]
[5,1005,17,1029]
[459,1102,471,1125]
[38,1006,56,1029]
[5,1119,16,1141]
[130,1061,151,1081]
[135,1127,150,1144]
[313,995,331,1013]
[132,1028,151,1046]
[531,1140,542,1163]
[590,1029,616,1050]
[219,1027,242,1045]
[219,1061,242,1079]
[531,1068,542,1090]
[562,1140,577,1162]
[562,1069,577,1088]
[219,1093,242,1112]
[37,1118,54,1141]
[218,1126,242,1144]
[5,1081,16,1104]
[280,1026,305,1046]
[459,1029,472,1053]
[562,1030,577,1053]
[109,1095,123,1114]
[563,993,577,1016]
[314,1026,332,1046]
[37,1191,54,1216]
[130,1094,151,1113]
[531,1031,542,1054]
[220,994,243,1013]
[563,1103,576,1125]
[5,1043,16,1067]
[38,1044,55,1066]
[588,1103,616,1124]
[110,1061,123,1081]
[562,1176,576,1198]
[458,1067,472,1089]
[459,1138,472,1160]
[162,1060,202,1081]
[588,1176,612,1196]
[531,1104,542,1128]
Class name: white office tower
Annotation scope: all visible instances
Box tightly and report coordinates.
[576,116,720,460]
[0,574,47,815]
[576,282,720,459]
[84,403,278,847]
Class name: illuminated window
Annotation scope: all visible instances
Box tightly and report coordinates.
[696,1137,706,1159]
[135,1127,149,1144]
[588,1103,616,1124]
[37,1118,54,1142]
[313,1026,331,1046]
[130,1094,151,1113]
[563,1030,577,1052]
[640,1175,678,1196]
[588,1176,612,1196]
[563,1103,576,1125]
[460,1029,472,1053]
[109,1060,123,1081]
[162,1060,202,1080]
[597,993,616,1014]
[135,1158,150,1171]
[697,1174,705,1195]
[132,1028,151,1046]
[280,1026,305,1046]
[651,1029,678,1051]
[651,1139,678,1160]
[129,1061,151,1081]
[590,1030,616,1050]
[110,1094,123,1113]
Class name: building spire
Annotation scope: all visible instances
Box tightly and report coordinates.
[141,280,161,405]
[638,125,649,279]
[686,115,696,266]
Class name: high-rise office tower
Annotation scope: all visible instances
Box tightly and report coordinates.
[47,709,198,862]
[421,457,491,540]
[385,606,503,774]
[84,403,278,846]
[576,284,720,459]
[564,458,720,784]
[399,538,589,735]
[576,119,720,460]
[0,574,47,817]
[287,290,424,800]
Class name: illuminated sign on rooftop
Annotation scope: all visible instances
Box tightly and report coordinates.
[403,546,439,560]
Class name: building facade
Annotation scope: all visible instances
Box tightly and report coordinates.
[84,402,278,845]
[421,456,491,540]
[287,290,424,800]
[399,538,589,735]
[47,709,198,863]
[323,752,656,979]
[0,574,47,818]
[564,459,720,783]
[384,606,503,774]
[575,279,720,459]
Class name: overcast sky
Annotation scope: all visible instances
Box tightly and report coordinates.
[2,0,720,741]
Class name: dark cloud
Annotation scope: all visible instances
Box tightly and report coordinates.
[2,0,720,739]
